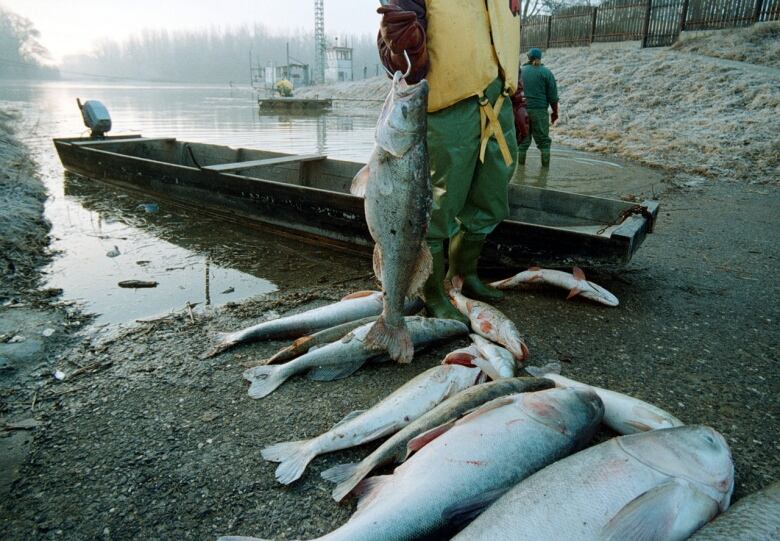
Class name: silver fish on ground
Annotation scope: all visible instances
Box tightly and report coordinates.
[321,376,556,503]
[689,480,780,540]
[449,276,529,361]
[526,361,684,434]
[453,425,734,541]
[469,334,516,379]
[242,316,468,399]
[256,316,379,366]
[204,291,421,358]
[219,387,603,541]
[352,71,432,365]
[261,363,482,485]
[490,266,619,307]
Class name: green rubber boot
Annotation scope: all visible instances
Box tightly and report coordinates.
[446,231,503,302]
[423,241,469,324]
[541,148,551,168]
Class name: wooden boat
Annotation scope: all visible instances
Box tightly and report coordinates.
[53,135,658,269]
[257,97,332,112]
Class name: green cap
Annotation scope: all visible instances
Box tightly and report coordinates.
[527,48,543,60]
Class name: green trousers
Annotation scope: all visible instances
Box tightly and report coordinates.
[517,108,551,151]
[426,78,518,241]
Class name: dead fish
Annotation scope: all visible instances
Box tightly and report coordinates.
[261,363,481,485]
[321,376,555,503]
[689,480,780,540]
[257,316,379,366]
[491,266,619,307]
[469,334,516,379]
[242,316,468,399]
[453,426,734,541]
[221,387,602,541]
[449,276,529,361]
[203,291,421,358]
[526,361,683,434]
[353,70,432,365]
[117,280,158,289]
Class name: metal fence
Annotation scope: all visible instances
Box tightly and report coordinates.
[521,0,780,51]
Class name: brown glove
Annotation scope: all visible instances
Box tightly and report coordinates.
[510,85,530,143]
[551,102,559,125]
[377,4,428,83]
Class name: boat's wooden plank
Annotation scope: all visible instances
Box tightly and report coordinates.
[203,154,327,173]
[71,137,176,146]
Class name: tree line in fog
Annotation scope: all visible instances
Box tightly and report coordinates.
[0,8,59,79]
[62,26,381,84]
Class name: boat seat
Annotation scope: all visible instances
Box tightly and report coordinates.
[203,154,327,173]
[72,137,176,146]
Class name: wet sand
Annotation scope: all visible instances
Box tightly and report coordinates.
[1,177,777,538]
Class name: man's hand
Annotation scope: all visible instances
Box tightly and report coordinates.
[510,86,530,142]
[550,102,559,125]
[378,4,428,80]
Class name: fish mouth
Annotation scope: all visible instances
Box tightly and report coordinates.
[393,72,429,99]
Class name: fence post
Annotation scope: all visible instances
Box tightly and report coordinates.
[641,0,653,47]
[546,16,552,49]
[590,7,598,44]
[753,0,765,22]
[679,0,690,32]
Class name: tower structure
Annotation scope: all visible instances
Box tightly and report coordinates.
[314,0,326,84]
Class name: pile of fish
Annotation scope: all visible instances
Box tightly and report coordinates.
[206,70,766,541]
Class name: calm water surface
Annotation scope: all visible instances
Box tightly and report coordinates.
[0,80,661,327]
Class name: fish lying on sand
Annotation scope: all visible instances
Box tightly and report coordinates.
[255,316,379,366]
[353,70,433,365]
[220,387,603,541]
[203,291,421,358]
[689,480,780,540]
[321,376,555,503]
[449,276,529,361]
[242,316,467,399]
[526,361,683,434]
[453,425,734,541]
[490,266,619,307]
[261,363,483,485]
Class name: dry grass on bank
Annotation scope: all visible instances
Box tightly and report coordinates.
[672,22,780,69]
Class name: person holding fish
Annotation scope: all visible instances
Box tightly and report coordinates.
[377,0,530,324]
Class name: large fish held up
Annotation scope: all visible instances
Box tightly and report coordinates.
[351,69,433,364]
[453,425,734,541]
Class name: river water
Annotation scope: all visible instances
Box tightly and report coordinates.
[0,80,662,327]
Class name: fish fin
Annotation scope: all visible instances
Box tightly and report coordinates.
[405,243,433,299]
[450,275,464,293]
[261,441,316,485]
[321,462,359,484]
[243,365,289,399]
[441,487,511,527]
[529,266,542,271]
[488,276,512,289]
[602,480,719,541]
[306,359,367,381]
[333,409,367,428]
[364,317,414,364]
[524,361,561,378]
[201,331,236,359]
[567,287,581,300]
[353,474,392,514]
[473,357,504,382]
[350,163,370,197]
[341,290,378,300]
[458,396,516,424]
[572,266,586,281]
[623,420,654,433]
[442,351,477,367]
[323,463,373,503]
[405,419,457,458]
[372,244,384,285]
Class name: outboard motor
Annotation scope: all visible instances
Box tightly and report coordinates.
[76,98,111,138]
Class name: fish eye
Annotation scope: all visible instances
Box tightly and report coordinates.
[401,105,408,119]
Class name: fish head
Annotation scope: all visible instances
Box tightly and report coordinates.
[375,72,429,158]
[617,426,734,511]
[520,387,604,444]
[498,322,528,361]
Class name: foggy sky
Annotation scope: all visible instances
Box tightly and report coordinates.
[0,0,381,63]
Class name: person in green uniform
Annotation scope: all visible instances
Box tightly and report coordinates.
[518,47,559,168]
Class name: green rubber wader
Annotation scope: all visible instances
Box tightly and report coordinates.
[426,77,518,242]
[517,108,551,156]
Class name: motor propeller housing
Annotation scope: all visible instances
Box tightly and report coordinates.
[76,98,111,138]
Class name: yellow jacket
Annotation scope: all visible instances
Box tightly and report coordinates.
[426,0,521,113]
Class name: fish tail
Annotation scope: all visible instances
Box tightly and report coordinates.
[242,365,289,399]
[321,462,367,502]
[525,360,561,378]
[261,440,316,485]
[201,331,237,359]
[365,316,414,364]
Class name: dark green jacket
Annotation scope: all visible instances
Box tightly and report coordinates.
[521,62,558,110]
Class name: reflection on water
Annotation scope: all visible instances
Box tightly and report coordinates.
[0,80,660,326]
